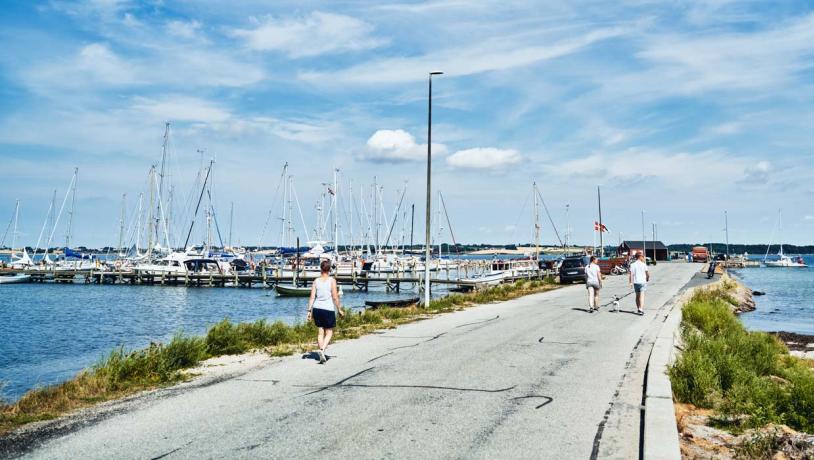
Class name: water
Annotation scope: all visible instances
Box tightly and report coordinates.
[730,255,814,336]
[0,281,422,402]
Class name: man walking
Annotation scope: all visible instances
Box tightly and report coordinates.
[628,252,650,315]
[585,255,603,312]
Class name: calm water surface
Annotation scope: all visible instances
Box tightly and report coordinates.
[0,281,422,401]
[731,254,814,336]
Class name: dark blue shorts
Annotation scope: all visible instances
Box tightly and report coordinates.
[313,308,336,328]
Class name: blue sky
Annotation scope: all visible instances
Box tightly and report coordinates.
[1,0,813,248]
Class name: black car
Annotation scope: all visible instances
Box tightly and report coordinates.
[559,255,590,284]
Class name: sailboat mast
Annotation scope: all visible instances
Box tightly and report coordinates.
[147,166,155,259]
[280,172,288,248]
[349,178,354,253]
[183,160,213,250]
[228,201,234,248]
[410,204,415,250]
[286,175,296,248]
[373,177,379,253]
[724,210,730,259]
[333,168,338,254]
[48,190,56,249]
[118,194,126,256]
[533,182,540,261]
[11,199,19,253]
[136,193,144,254]
[65,167,78,248]
[779,209,783,256]
[158,122,169,245]
[206,178,212,254]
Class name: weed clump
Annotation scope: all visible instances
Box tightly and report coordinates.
[669,286,814,433]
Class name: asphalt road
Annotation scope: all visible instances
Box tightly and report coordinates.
[17,263,702,459]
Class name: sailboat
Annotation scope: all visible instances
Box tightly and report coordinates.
[1,201,31,283]
[275,237,312,296]
[763,210,807,268]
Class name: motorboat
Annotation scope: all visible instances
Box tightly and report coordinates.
[457,271,509,288]
[0,273,31,284]
[489,257,539,277]
[135,250,227,276]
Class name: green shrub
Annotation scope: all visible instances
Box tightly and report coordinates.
[670,286,814,433]
[161,334,208,371]
[206,319,247,355]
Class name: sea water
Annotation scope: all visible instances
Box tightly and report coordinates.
[0,281,423,402]
[731,255,814,336]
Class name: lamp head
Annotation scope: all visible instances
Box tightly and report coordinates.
[430,71,444,76]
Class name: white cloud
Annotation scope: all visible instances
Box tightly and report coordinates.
[551,148,746,187]
[195,117,341,144]
[446,147,521,169]
[627,13,814,95]
[35,43,141,87]
[22,42,264,92]
[363,129,447,162]
[804,215,814,222]
[131,96,231,123]
[742,160,771,183]
[166,20,202,39]
[300,26,627,84]
[709,122,741,135]
[231,12,384,58]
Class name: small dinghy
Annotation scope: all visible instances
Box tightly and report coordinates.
[0,273,31,284]
[364,297,420,309]
[275,284,312,297]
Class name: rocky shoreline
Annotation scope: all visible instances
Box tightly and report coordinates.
[772,331,814,360]
[728,277,814,359]
[676,275,814,459]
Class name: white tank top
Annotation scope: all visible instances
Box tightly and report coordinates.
[312,277,335,311]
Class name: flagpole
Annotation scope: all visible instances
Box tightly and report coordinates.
[597,186,604,257]
[593,225,597,255]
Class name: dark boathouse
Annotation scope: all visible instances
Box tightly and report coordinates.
[618,240,669,261]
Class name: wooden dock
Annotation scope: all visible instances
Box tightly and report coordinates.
[3,268,556,292]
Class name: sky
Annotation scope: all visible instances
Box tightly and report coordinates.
[1,0,813,248]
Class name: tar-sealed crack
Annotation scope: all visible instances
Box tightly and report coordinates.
[511,395,554,409]
[454,315,500,329]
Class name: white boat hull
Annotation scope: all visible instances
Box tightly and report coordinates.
[0,274,31,284]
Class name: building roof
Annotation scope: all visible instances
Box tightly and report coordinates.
[621,240,668,251]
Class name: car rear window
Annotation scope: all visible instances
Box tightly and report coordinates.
[562,259,584,268]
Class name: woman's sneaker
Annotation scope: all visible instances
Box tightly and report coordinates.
[318,350,327,364]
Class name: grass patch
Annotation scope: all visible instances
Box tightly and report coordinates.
[669,285,814,433]
[0,278,558,434]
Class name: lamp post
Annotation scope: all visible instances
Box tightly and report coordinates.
[424,71,443,307]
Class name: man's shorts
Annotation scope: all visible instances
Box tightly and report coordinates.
[634,283,647,293]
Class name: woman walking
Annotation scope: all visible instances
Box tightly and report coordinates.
[307,259,344,364]
[585,255,603,312]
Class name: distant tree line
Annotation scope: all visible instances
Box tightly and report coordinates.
[666,243,814,255]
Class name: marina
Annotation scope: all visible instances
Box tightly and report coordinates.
[0,260,555,291]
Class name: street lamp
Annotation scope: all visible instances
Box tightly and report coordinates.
[424,71,443,307]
